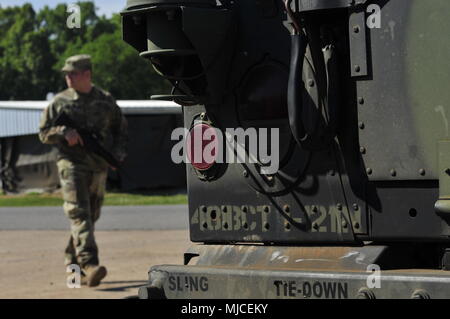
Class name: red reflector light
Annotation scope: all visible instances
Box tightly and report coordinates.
[186,123,219,171]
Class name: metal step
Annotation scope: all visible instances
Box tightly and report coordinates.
[138,244,450,299]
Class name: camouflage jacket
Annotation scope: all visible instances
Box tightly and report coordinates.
[39,86,128,171]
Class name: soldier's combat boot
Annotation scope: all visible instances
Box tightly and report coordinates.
[83,265,107,287]
[64,256,77,267]
[80,270,88,286]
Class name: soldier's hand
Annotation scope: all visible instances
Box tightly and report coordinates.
[65,129,84,147]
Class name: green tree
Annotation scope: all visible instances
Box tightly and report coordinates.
[0,2,170,100]
[0,4,55,99]
[70,14,169,99]
[36,2,114,93]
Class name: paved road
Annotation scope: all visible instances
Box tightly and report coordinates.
[0,230,191,299]
[0,205,189,230]
[0,205,191,299]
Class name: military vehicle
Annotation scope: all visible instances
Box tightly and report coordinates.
[121,0,450,298]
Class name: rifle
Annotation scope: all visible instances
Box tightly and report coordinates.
[53,112,120,168]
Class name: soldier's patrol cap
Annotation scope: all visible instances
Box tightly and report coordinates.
[61,54,92,72]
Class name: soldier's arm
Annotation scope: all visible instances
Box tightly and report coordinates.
[39,102,67,145]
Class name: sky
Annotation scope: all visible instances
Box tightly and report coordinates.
[0,0,125,17]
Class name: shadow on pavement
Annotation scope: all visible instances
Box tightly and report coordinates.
[96,280,147,292]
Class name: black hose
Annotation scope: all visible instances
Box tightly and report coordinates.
[323,43,339,136]
[287,33,309,146]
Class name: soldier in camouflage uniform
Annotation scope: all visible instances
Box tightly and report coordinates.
[39,54,127,287]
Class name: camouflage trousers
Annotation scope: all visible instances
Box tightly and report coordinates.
[57,159,107,268]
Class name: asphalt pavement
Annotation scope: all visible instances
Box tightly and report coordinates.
[0,205,189,230]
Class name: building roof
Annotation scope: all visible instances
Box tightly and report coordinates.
[0,100,182,138]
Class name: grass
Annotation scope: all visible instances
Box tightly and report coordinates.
[0,191,188,207]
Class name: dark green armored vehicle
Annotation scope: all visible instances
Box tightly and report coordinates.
[121,0,450,298]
